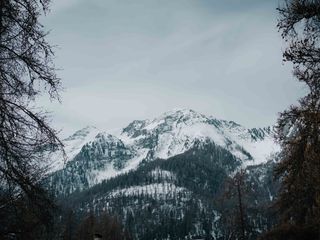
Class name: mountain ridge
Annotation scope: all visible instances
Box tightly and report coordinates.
[47,109,279,196]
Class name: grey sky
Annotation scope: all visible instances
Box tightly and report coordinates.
[40,0,304,137]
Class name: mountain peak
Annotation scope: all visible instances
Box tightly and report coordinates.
[159,108,204,119]
[162,108,196,115]
[64,125,98,141]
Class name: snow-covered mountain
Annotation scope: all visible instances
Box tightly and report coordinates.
[47,109,279,194]
[47,109,281,240]
[120,109,278,165]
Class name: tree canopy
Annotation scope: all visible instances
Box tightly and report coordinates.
[0,0,64,238]
[262,1,320,238]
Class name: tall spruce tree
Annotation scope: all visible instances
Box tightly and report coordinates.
[0,0,63,238]
[262,1,320,239]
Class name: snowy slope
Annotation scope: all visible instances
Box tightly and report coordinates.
[49,109,279,190]
[47,126,100,172]
[119,109,279,164]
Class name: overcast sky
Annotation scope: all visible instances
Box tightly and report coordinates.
[40,0,304,137]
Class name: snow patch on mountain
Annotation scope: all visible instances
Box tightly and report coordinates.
[108,183,190,200]
[240,135,280,166]
[150,168,177,181]
[93,148,149,184]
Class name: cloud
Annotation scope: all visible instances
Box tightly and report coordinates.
[49,0,80,13]
[40,0,304,136]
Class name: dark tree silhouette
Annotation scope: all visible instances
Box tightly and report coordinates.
[234,170,246,240]
[74,212,131,240]
[261,1,320,239]
[219,169,251,240]
[0,0,64,238]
